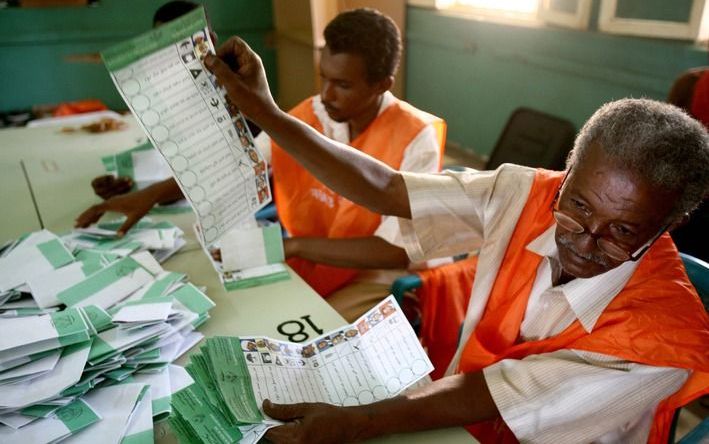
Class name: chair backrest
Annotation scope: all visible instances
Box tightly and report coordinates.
[680,252,709,310]
[486,107,576,171]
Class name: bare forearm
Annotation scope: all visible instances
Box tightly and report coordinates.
[258,110,411,218]
[285,236,409,269]
[350,372,498,441]
[143,178,183,205]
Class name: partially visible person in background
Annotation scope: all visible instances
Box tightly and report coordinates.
[668,67,709,262]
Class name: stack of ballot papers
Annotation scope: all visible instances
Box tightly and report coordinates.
[64,217,186,264]
[0,228,215,443]
[206,223,290,291]
[101,142,191,214]
[170,296,434,444]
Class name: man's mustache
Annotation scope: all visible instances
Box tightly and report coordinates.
[557,234,612,268]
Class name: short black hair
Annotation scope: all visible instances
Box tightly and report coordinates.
[153,1,199,26]
[323,8,402,84]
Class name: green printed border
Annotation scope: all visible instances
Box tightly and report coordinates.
[121,430,154,444]
[224,269,290,291]
[102,7,207,71]
[57,256,143,307]
[263,224,285,264]
[56,399,101,434]
[37,238,74,269]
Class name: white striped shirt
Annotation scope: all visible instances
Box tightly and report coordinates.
[397,164,689,443]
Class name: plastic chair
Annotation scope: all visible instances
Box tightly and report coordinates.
[255,202,278,222]
[678,417,709,444]
[486,107,576,171]
[667,253,708,443]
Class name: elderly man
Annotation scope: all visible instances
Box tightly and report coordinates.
[203,37,709,443]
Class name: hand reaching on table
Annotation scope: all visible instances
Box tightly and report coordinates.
[75,178,183,236]
[75,188,157,236]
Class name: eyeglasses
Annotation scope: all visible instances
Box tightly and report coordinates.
[551,172,668,262]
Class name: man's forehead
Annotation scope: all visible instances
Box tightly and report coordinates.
[567,146,678,223]
[320,48,366,77]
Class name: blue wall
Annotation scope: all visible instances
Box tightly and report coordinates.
[404,6,708,158]
[0,0,275,113]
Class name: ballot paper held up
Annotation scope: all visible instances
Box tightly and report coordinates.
[102,7,271,247]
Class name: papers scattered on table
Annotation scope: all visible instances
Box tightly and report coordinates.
[171,296,433,443]
[0,227,214,442]
[65,217,186,265]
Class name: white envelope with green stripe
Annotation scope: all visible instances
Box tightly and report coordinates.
[0,399,100,443]
[0,308,90,365]
[57,252,162,310]
[219,223,284,272]
[0,230,74,293]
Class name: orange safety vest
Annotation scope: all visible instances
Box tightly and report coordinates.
[417,255,477,380]
[419,169,709,443]
[271,96,447,296]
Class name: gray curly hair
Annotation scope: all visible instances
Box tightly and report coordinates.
[566,98,709,220]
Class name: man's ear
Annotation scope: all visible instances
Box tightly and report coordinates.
[374,75,395,94]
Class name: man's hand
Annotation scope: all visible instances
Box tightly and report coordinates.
[263,400,362,444]
[76,178,183,236]
[204,37,278,123]
[91,175,134,200]
[75,188,157,236]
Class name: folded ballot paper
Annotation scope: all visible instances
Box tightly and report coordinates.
[204,223,290,290]
[101,142,191,214]
[170,296,434,443]
[0,227,216,442]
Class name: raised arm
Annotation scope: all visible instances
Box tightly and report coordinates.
[285,236,409,269]
[204,37,411,219]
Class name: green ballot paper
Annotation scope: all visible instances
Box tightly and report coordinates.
[101,6,271,248]
[172,296,435,442]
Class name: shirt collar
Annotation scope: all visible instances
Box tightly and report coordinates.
[312,91,394,144]
[526,224,639,333]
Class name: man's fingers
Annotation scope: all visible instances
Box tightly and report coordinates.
[263,399,310,421]
[117,176,133,187]
[214,36,248,66]
[75,204,106,228]
[91,175,113,189]
[113,178,134,195]
[204,53,241,92]
[265,423,300,443]
[117,212,142,237]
